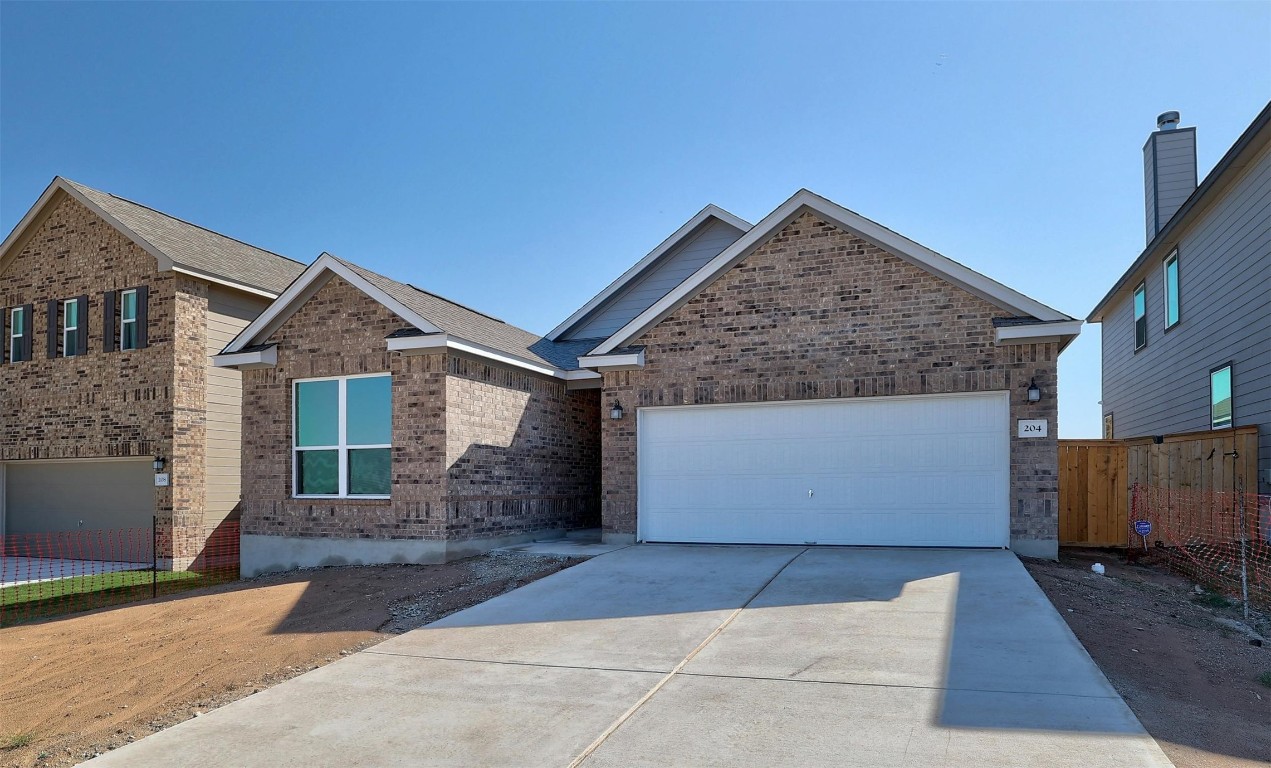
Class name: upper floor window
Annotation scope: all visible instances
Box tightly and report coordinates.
[62,299,80,357]
[102,285,148,353]
[7,305,31,363]
[121,289,139,350]
[1163,251,1179,330]
[293,374,392,498]
[1210,364,1232,429]
[1133,282,1147,350]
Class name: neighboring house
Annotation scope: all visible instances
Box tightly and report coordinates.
[0,177,305,567]
[1089,102,1271,495]
[219,188,1080,574]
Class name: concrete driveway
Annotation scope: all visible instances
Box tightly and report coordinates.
[88,546,1172,767]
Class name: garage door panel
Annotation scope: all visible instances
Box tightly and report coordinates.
[4,460,155,535]
[638,393,1009,548]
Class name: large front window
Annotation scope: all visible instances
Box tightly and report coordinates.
[293,374,392,498]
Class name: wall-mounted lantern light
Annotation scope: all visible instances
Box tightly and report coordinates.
[1026,379,1041,403]
[153,456,167,472]
[609,401,624,420]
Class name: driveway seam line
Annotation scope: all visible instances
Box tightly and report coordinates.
[361,649,666,676]
[566,547,809,768]
[673,671,1125,700]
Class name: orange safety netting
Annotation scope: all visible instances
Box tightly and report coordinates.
[0,521,239,626]
[1130,483,1270,612]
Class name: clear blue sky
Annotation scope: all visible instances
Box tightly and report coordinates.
[2,2,1268,437]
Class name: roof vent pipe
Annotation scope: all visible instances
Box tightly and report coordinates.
[1156,111,1181,131]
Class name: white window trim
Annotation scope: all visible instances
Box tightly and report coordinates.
[62,298,78,357]
[120,288,138,351]
[1163,250,1179,330]
[8,306,24,362]
[292,373,391,499]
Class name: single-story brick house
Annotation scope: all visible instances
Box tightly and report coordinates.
[217,189,1080,574]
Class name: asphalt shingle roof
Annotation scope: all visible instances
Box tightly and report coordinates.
[65,179,306,295]
[331,256,594,371]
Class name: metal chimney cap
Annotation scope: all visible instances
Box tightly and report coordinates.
[1156,111,1181,130]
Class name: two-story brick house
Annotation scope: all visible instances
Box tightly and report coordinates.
[0,177,304,566]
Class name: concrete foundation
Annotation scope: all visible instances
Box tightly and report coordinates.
[240,529,567,577]
[1010,536,1059,560]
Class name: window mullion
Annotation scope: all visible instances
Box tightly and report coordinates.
[338,378,348,497]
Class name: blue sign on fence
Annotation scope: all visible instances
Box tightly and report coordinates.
[1133,520,1152,536]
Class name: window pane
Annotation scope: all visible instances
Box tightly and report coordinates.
[65,301,77,327]
[1211,367,1232,428]
[1133,286,1145,318]
[297,450,339,495]
[1165,258,1179,327]
[346,376,391,445]
[348,448,391,495]
[296,380,339,446]
[121,322,137,351]
[12,309,23,335]
[121,291,137,321]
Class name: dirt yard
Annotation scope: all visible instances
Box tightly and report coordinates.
[1025,548,1271,768]
[0,552,581,767]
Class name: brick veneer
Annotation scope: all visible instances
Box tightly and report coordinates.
[0,195,211,566]
[239,275,599,565]
[601,212,1060,556]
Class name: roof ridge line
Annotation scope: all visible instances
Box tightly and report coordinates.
[66,179,305,267]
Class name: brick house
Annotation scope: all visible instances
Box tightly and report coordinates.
[0,177,304,567]
[219,189,1080,574]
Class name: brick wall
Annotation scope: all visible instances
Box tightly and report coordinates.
[446,356,600,538]
[0,194,191,562]
[240,274,600,546]
[601,212,1059,553]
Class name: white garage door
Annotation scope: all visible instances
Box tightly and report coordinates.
[638,393,1009,547]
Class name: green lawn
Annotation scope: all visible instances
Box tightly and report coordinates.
[0,568,236,625]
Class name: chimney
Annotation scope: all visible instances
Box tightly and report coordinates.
[1143,110,1197,242]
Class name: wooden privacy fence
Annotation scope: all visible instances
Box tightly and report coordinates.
[1058,426,1259,547]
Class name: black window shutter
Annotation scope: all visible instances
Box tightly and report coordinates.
[46,299,58,359]
[76,295,89,356]
[20,304,33,362]
[135,285,149,349]
[103,291,117,353]
[0,306,7,364]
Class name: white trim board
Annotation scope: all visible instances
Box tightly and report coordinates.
[590,189,1077,355]
[223,253,443,354]
[546,204,750,341]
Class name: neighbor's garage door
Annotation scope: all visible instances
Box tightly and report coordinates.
[638,393,1009,547]
[3,459,155,534]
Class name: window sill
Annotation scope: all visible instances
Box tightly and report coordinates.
[292,496,392,504]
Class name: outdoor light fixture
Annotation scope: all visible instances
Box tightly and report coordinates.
[609,401,624,420]
[1027,379,1041,403]
[153,457,166,472]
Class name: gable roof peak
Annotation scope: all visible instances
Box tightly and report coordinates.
[0,176,306,296]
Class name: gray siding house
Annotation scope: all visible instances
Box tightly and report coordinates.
[1090,103,1271,494]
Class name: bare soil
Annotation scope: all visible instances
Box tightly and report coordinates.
[1025,548,1271,768]
[0,552,582,767]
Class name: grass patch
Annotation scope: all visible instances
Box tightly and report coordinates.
[1192,590,1231,610]
[1258,671,1271,689]
[1,569,236,626]
[2,730,36,750]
